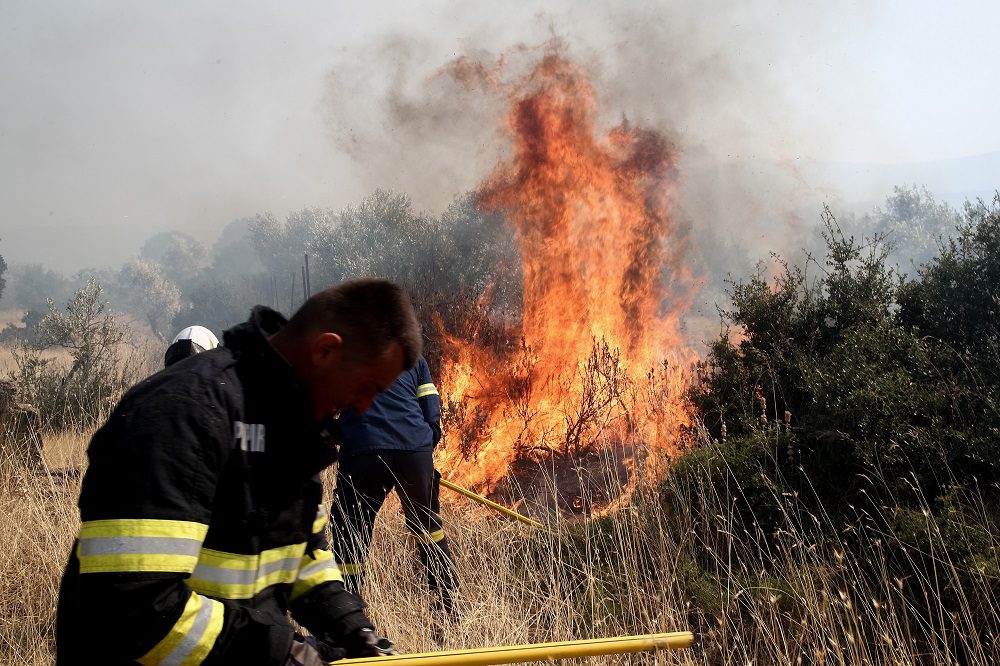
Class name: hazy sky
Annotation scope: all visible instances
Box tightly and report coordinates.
[1,0,998,272]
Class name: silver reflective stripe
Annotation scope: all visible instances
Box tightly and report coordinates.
[191,557,300,585]
[78,536,202,557]
[190,564,256,587]
[259,557,301,577]
[162,596,214,666]
[297,558,335,581]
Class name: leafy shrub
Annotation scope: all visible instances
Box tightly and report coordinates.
[8,280,157,430]
[674,194,1000,637]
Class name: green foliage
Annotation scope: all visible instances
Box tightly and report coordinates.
[667,434,790,534]
[693,210,897,438]
[862,185,963,271]
[106,190,520,344]
[251,207,334,281]
[113,259,181,340]
[691,200,1000,495]
[167,219,269,336]
[8,280,155,430]
[34,280,126,361]
[173,276,266,339]
[6,263,70,313]
[248,190,520,362]
[676,192,1000,643]
[0,309,44,345]
[139,230,207,289]
[898,194,1000,357]
[309,190,434,288]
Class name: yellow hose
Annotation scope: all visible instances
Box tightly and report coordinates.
[438,478,544,529]
[338,632,695,665]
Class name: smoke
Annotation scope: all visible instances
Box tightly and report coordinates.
[322,2,863,343]
[6,1,989,290]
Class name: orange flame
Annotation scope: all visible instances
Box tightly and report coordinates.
[436,52,696,493]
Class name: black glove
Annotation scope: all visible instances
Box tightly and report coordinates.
[341,627,400,658]
[286,634,346,666]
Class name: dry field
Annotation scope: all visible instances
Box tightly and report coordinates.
[2,429,998,664]
[1,430,90,665]
[0,341,74,379]
[0,337,997,664]
[0,343,18,376]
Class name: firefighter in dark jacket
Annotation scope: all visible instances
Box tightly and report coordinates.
[330,355,459,621]
[56,279,421,666]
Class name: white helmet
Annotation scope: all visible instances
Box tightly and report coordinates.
[164,325,220,367]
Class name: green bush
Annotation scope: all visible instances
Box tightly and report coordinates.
[8,280,157,430]
[673,194,1000,638]
[690,198,1000,502]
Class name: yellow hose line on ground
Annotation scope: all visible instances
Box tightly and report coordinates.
[338,632,695,666]
[439,478,544,529]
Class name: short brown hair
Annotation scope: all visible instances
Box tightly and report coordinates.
[286,278,422,369]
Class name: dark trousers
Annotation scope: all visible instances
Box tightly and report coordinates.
[331,449,458,614]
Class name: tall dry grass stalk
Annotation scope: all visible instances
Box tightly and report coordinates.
[2,433,996,664]
[0,430,88,665]
[323,448,999,664]
[0,345,16,376]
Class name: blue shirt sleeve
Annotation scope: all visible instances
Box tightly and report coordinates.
[415,357,442,446]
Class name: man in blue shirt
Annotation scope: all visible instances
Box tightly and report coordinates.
[331,355,458,627]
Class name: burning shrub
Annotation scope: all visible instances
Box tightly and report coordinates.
[433,51,696,496]
[558,340,630,460]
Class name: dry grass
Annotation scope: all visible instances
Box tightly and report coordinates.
[317,464,698,661]
[1,326,996,666]
[0,346,12,377]
[1,436,998,664]
[0,346,73,379]
[324,454,1000,665]
[0,430,89,665]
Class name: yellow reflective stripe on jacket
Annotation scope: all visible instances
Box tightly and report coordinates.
[187,543,306,600]
[416,383,438,398]
[77,519,208,574]
[138,591,223,666]
[415,529,446,545]
[290,549,343,600]
[311,505,328,535]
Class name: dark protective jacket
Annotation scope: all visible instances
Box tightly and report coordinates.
[56,306,371,666]
[163,338,207,367]
[337,355,441,454]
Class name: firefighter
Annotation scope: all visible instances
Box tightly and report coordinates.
[330,355,459,629]
[56,279,420,666]
[164,325,220,367]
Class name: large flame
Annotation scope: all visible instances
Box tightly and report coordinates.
[436,52,696,493]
